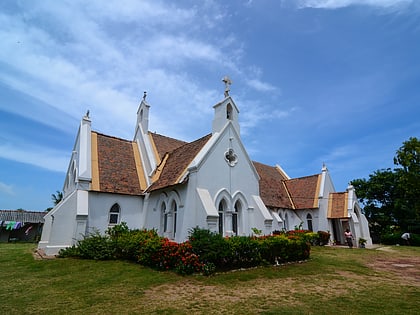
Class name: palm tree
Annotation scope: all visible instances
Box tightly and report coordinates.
[51,190,63,206]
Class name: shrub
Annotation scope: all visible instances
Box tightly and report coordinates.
[137,234,166,268]
[174,242,203,275]
[225,236,262,269]
[58,230,115,260]
[109,225,159,261]
[58,245,80,258]
[258,235,290,264]
[188,227,231,269]
[381,232,420,246]
[59,226,312,275]
[317,231,331,246]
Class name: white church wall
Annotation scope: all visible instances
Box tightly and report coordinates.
[191,127,262,236]
[39,190,78,255]
[88,192,144,234]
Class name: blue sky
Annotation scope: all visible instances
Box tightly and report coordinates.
[1,0,419,211]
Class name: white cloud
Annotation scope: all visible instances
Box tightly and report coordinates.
[0,142,69,173]
[246,79,277,92]
[0,182,15,196]
[297,0,413,10]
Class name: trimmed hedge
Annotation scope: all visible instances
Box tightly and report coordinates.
[59,224,312,275]
[381,232,420,246]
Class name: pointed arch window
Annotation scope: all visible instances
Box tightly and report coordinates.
[161,203,168,233]
[218,200,226,235]
[307,213,313,232]
[109,203,120,225]
[233,201,241,236]
[171,201,177,238]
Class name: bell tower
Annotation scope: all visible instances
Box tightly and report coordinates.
[212,76,240,135]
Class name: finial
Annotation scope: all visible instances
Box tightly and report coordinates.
[85,109,90,118]
[222,76,232,97]
[143,91,147,101]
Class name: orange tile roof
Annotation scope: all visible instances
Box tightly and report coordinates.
[95,132,144,195]
[149,133,187,161]
[253,162,293,209]
[91,130,333,212]
[284,174,320,209]
[147,134,212,192]
[328,192,348,218]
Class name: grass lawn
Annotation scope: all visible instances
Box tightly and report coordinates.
[1,243,419,314]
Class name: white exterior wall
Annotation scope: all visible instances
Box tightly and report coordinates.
[188,124,270,237]
[39,190,79,255]
[317,169,335,232]
[87,192,144,234]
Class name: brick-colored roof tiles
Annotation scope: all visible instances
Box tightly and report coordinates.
[328,192,348,219]
[96,133,143,195]
[148,134,212,192]
[284,174,320,209]
[150,133,187,160]
[253,162,293,209]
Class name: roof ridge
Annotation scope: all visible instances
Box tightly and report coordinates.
[286,173,320,181]
[92,131,132,143]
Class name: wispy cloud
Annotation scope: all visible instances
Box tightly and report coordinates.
[0,142,69,173]
[0,182,15,196]
[297,0,414,10]
[0,0,272,147]
[246,79,277,92]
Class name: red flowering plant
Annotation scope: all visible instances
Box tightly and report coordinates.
[150,238,180,270]
[175,241,204,275]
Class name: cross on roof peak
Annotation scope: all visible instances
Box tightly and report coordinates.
[222,76,232,97]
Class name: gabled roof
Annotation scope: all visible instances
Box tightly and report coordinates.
[284,174,320,209]
[253,162,293,209]
[90,129,332,210]
[328,192,349,219]
[0,210,46,223]
[94,132,144,195]
[149,132,187,161]
[148,134,212,192]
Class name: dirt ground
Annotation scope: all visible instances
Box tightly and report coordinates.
[367,246,420,287]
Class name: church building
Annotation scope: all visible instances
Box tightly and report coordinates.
[38,81,372,255]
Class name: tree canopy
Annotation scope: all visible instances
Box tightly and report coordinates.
[351,137,420,238]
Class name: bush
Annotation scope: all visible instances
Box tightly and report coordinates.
[381,232,420,246]
[258,235,310,264]
[109,226,159,261]
[188,227,231,269]
[59,225,312,275]
[58,230,115,260]
[317,231,331,246]
[225,236,262,269]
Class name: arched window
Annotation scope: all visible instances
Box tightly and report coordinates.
[171,201,177,238]
[161,203,168,233]
[307,213,313,232]
[284,213,289,231]
[109,203,120,225]
[218,200,226,235]
[226,104,232,120]
[233,201,241,236]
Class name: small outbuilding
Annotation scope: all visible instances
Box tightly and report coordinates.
[0,210,46,242]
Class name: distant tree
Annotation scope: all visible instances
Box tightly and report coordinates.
[351,137,420,237]
[51,190,63,206]
[393,137,420,226]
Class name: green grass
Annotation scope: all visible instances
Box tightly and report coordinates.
[1,244,419,314]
